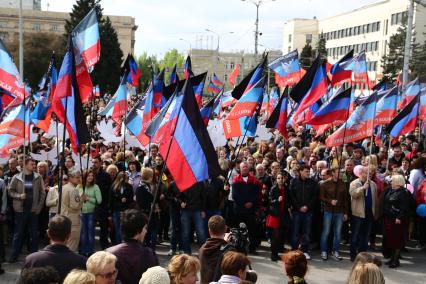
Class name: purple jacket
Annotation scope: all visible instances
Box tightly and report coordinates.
[106,239,159,284]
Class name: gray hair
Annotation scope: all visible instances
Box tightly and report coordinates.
[67,167,81,177]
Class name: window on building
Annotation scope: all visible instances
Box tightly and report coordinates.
[391,14,396,25]
[230,62,235,70]
[0,22,6,28]
[224,74,228,82]
[306,34,312,43]
[33,23,41,31]
[367,23,372,33]
[288,34,292,43]
[0,32,7,41]
[349,27,353,36]
[288,46,291,53]
[51,24,58,31]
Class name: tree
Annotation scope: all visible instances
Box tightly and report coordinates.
[411,31,426,81]
[137,52,159,91]
[300,43,313,69]
[315,32,327,61]
[159,49,185,83]
[7,33,66,90]
[64,0,123,95]
[381,16,418,82]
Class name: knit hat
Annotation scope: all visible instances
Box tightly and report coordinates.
[139,266,170,284]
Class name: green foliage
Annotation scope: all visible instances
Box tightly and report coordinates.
[411,31,426,80]
[381,16,418,82]
[159,49,185,83]
[7,33,66,90]
[315,32,327,61]
[300,43,313,69]
[64,0,123,95]
[137,52,159,91]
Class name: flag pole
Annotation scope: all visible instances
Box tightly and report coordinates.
[57,95,69,215]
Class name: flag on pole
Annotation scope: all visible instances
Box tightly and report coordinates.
[398,77,420,109]
[183,56,194,79]
[0,100,30,137]
[352,51,369,87]
[71,8,100,69]
[231,56,267,100]
[325,91,379,147]
[268,50,301,87]
[169,64,178,85]
[0,38,26,102]
[387,93,420,138]
[121,54,141,88]
[52,39,91,152]
[266,87,289,138]
[374,86,399,125]
[228,64,239,87]
[330,49,354,87]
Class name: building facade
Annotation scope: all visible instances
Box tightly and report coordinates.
[282,0,426,81]
[190,48,282,89]
[0,7,137,56]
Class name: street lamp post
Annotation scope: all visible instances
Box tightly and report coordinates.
[241,0,275,57]
[179,38,192,56]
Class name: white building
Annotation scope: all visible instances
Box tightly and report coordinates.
[282,0,426,81]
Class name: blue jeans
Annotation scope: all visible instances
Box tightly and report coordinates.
[291,211,313,253]
[170,209,182,252]
[180,210,206,254]
[80,213,95,255]
[112,211,122,244]
[320,212,344,252]
[350,211,374,258]
[11,211,39,259]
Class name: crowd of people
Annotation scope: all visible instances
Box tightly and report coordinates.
[0,112,425,283]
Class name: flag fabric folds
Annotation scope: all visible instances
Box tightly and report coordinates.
[268,50,301,87]
[71,8,100,69]
[200,91,221,126]
[111,76,131,127]
[155,79,220,191]
[325,91,379,147]
[306,87,352,125]
[352,51,369,87]
[231,56,266,100]
[374,86,399,125]
[228,64,239,87]
[292,56,329,119]
[121,54,141,88]
[126,71,165,146]
[208,73,224,94]
[52,41,91,152]
[387,93,420,138]
[330,50,354,87]
[223,77,265,139]
[266,87,289,138]
[0,101,30,137]
[0,38,26,101]
[398,77,420,109]
[169,64,178,85]
[183,56,194,79]
[289,56,322,103]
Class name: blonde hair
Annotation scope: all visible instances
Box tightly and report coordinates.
[347,262,384,284]
[391,174,406,188]
[106,164,119,175]
[141,167,154,182]
[167,254,200,284]
[63,269,95,284]
[86,251,117,276]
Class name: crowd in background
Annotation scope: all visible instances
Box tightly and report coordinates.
[0,110,425,283]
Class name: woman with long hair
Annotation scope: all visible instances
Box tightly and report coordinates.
[78,169,102,256]
[109,172,133,244]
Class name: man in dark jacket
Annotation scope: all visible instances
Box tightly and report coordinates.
[23,215,86,283]
[8,158,46,263]
[289,165,319,260]
[232,161,261,253]
[204,176,225,231]
[92,156,112,249]
[107,209,158,284]
[199,215,234,284]
[179,182,207,254]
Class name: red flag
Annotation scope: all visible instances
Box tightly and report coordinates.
[228,64,239,86]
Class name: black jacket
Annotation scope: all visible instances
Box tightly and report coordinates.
[382,187,411,220]
[95,169,112,209]
[204,178,225,211]
[110,183,134,212]
[179,182,206,211]
[269,185,290,217]
[289,177,318,212]
[136,181,154,214]
[166,181,181,212]
[24,244,87,283]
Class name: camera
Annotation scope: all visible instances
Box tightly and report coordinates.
[228,222,250,254]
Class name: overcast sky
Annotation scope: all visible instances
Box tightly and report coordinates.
[42,0,379,59]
